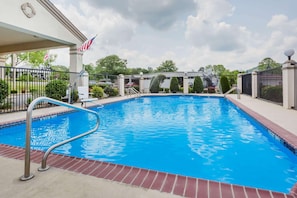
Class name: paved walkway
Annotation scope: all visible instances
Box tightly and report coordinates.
[0,94,297,198]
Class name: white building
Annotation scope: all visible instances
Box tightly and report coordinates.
[125,72,219,93]
[0,0,88,87]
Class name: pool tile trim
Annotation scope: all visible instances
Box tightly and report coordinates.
[227,97,297,153]
[0,144,294,198]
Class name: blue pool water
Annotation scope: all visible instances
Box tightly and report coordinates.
[0,95,297,193]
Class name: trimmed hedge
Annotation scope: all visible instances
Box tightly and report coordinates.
[170,77,179,93]
[92,86,104,98]
[193,76,203,93]
[104,86,119,97]
[220,76,230,94]
[45,80,67,100]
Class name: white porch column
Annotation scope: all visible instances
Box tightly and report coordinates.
[237,74,242,93]
[282,60,297,109]
[183,73,189,94]
[139,72,144,93]
[252,71,258,98]
[69,46,84,87]
[79,71,89,86]
[119,74,125,96]
[0,56,6,79]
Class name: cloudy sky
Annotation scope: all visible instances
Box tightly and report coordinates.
[50,0,297,71]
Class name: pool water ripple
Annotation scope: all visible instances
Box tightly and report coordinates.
[0,95,297,193]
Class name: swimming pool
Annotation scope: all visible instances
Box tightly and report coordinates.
[0,95,296,193]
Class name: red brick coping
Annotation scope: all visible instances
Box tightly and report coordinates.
[0,144,294,198]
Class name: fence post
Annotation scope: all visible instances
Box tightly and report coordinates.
[0,56,5,79]
[139,72,144,93]
[252,71,258,98]
[183,73,189,94]
[237,74,242,93]
[119,74,125,96]
[282,60,297,109]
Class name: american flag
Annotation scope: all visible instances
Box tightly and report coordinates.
[78,35,96,52]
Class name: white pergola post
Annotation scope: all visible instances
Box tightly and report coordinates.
[139,73,144,93]
[183,73,189,94]
[237,74,242,94]
[282,60,297,109]
[69,46,84,88]
[0,56,5,79]
[119,74,125,96]
[252,71,258,98]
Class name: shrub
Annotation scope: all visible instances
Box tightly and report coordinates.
[11,90,18,94]
[149,75,166,93]
[0,79,9,104]
[92,86,104,98]
[193,76,204,93]
[220,76,230,94]
[104,86,119,97]
[0,101,11,109]
[72,90,79,102]
[188,87,193,93]
[45,80,67,100]
[261,85,282,103]
[170,77,179,93]
[149,76,159,93]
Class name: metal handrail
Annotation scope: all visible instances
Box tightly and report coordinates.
[126,87,141,96]
[224,87,241,99]
[20,97,100,181]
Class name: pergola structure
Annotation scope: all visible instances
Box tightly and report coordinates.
[0,0,88,86]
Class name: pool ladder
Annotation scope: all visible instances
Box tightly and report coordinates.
[20,97,100,181]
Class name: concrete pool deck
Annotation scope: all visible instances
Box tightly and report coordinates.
[0,94,297,198]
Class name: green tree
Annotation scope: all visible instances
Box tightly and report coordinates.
[95,55,127,76]
[220,76,230,93]
[50,65,69,72]
[193,76,204,93]
[50,65,69,80]
[170,77,179,93]
[126,67,150,75]
[18,50,56,67]
[257,57,281,71]
[149,74,166,93]
[156,60,178,72]
[84,63,95,75]
[213,64,227,76]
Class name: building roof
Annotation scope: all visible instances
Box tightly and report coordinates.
[0,0,87,54]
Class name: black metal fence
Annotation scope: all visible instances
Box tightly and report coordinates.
[258,67,283,104]
[0,66,79,114]
[242,73,252,96]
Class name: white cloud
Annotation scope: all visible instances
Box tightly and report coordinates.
[50,0,297,71]
[185,0,248,51]
[84,0,195,29]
